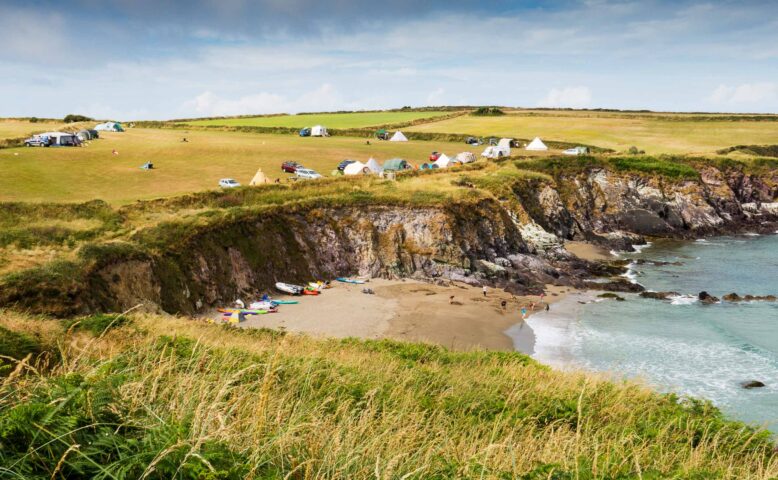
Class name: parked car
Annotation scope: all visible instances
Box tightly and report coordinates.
[24,135,50,147]
[337,159,356,171]
[219,178,240,188]
[299,128,311,137]
[466,137,483,146]
[281,161,302,173]
[295,168,322,180]
[429,151,440,161]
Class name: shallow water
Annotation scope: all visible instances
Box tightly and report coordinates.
[527,234,778,431]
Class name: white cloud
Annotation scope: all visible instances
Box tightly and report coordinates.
[183,83,342,116]
[710,82,777,105]
[537,86,592,108]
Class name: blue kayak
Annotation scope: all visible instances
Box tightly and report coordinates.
[336,277,366,284]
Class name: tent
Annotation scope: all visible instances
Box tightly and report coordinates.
[365,158,383,174]
[481,146,509,159]
[42,132,79,146]
[375,129,388,140]
[249,168,269,185]
[389,131,408,142]
[455,152,477,164]
[76,130,91,141]
[434,153,453,168]
[383,158,408,171]
[526,137,548,151]
[343,161,368,175]
[563,146,589,156]
[94,122,124,132]
[88,129,99,139]
[311,125,329,137]
[498,138,513,150]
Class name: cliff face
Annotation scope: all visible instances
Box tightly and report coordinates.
[523,167,777,247]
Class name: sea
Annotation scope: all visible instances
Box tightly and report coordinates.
[522,233,778,432]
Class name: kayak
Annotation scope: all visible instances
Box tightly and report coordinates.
[250,301,276,310]
[276,282,304,295]
[218,308,275,315]
[273,300,299,305]
[302,289,320,296]
[336,277,366,284]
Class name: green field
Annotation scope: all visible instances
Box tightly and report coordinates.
[0,119,70,142]
[0,127,509,204]
[185,111,452,129]
[407,110,778,154]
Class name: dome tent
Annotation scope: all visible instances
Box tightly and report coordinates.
[455,152,477,164]
[383,158,409,171]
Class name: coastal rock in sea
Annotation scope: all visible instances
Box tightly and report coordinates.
[740,380,766,389]
[585,279,644,293]
[640,291,680,300]
[698,291,720,304]
[598,293,625,301]
[724,292,777,302]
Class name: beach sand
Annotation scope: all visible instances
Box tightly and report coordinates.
[229,279,571,353]
[565,241,613,261]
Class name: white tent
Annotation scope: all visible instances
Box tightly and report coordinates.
[455,152,477,164]
[365,158,383,174]
[481,146,509,159]
[526,137,548,151]
[311,125,329,137]
[343,161,368,175]
[42,132,79,146]
[389,131,408,142]
[434,153,453,168]
[94,122,124,132]
[497,138,513,154]
[249,168,269,185]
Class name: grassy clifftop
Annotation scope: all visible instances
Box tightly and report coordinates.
[1,311,776,479]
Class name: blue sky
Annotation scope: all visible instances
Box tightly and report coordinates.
[0,0,776,119]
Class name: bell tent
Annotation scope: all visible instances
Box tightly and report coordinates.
[343,161,369,175]
[365,158,383,174]
[389,131,408,142]
[249,168,269,185]
[434,153,453,168]
[526,137,548,151]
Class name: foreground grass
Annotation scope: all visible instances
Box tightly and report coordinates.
[184,111,453,129]
[406,110,778,155]
[0,311,776,479]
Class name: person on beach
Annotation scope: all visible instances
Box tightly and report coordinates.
[482,286,487,297]
[545,303,550,312]
[501,300,507,310]
[449,295,455,305]
[521,306,527,319]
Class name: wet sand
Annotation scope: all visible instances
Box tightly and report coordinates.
[226,279,572,353]
[565,241,613,261]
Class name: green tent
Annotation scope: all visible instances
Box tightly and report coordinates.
[375,129,388,140]
[382,158,408,171]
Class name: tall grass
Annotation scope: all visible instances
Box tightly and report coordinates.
[0,313,775,479]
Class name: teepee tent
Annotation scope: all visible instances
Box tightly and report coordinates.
[343,161,368,175]
[455,152,477,164]
[434,153,453,168]
[311,125,329,137]
[249,168,269,185]
[365,158,383,174]
[526,137,548,151]
[389,131,408,142]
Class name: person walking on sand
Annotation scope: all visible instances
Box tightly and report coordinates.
[449,295,455,305]
[545,303,550,312]
[521,306,527,319]
[482,285,487,297]
[501,300,507,310]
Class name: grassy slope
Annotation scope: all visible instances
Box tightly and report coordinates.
[185,111,452,128]
[406,111,778,155]
[0,311,775,479]
[0,127,515,204]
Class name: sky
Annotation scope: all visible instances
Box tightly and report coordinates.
[0,0,777,120]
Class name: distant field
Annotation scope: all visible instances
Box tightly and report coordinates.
[0,127,536,204]
[185,111,453,129]
[408,111,778,154]
[0,119,69,141]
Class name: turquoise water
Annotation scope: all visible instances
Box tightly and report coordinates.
[527,234,778,431]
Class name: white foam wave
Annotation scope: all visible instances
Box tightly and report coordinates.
[743,232,760,237]
[669,294,698,305]
[631,242,652,253]
[520,294,592,370]
[621,261,639,284]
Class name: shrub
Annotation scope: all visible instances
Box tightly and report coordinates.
[63,114,94,123]
[472,107,505,116]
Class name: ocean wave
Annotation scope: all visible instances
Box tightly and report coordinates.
[743,232,760,237]
[669,294,698,305]
[631,242,652,253]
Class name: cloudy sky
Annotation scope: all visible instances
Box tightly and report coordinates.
[0,0,776,119]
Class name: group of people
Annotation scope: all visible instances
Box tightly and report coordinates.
[447,285,549,320]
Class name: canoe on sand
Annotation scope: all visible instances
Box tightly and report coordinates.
[336,277,366,284]
[275,282,304,295]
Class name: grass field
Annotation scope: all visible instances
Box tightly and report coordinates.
[0,119,69,141]
[185,111,452,129]
[0,127,522,204]
[407,111,778,154]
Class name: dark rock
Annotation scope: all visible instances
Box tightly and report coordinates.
[740,380,766,389]
[586,279,644,293]
[598,293,625,301]
[722,292,742,302]
[743,294,777,302]
[640,291,680,300]
[698,291,720,304]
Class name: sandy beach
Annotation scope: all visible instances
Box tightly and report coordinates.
[565,241,613,261]
[222,279,573,353]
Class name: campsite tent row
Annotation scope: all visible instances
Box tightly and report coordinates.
[421,152,477,169]
[34,132,80,146]
[94,122,124,132]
